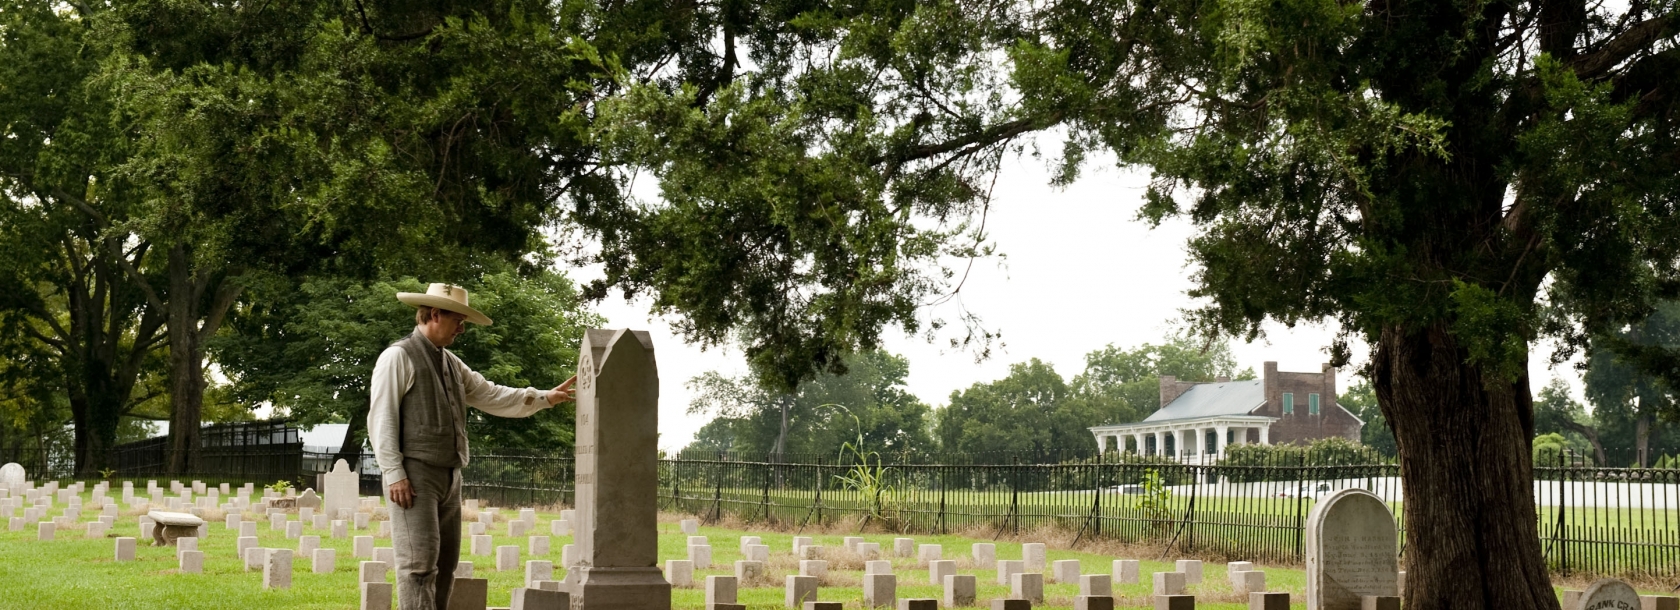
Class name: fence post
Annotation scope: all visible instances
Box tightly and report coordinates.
[1011,458,1021,536]
[762,462,772,523]
[1293,453,1306,561]
[712,452,723,524]
[939,465,947,535]
[1559,448,1568,575]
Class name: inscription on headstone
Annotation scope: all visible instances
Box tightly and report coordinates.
[1573,578,1641,610]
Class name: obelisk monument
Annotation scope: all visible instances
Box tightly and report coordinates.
[562,329,671,609]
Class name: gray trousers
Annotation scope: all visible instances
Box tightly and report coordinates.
[391,458,462,610]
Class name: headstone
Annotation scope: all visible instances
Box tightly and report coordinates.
[561,544,576,567]
[739,535,761,553]
[355,513,370,530]
[801,545,825,560]
[240,521,258,538]
[37,521,53,541]
[1643,596,1680,610]
[498,545,520,571]
[1053,559,1082,584]
[786,575,819,606]
[800,560,828,579]
[1251,592,1291,610]
[917,544,942,567]
[297,489,321,511]
[115,537,136,561]
[87,521,108,538]
[355,535,374,558]
[1236,571,1267,595]
[945,574,977,606]
[511,588,569,610]
[526,560,554,588]
[929,559,957,585]
[734,559,764,583]
[238,536,258,558]
[1154,572,1186,596]
[972,543,997,568]
[1012,572,1045,604]
[895,537,915,557]
[1155,595,1195,610]
[804,603,843,610]
[844,536,864,552]
[361,582,393,610]
[705,575,738,606]
[530,535,550,556]
[559,329,671,610]
[286,521,302,539]
[552,519,572,536]
[471,522,486,536]
[1022,543,1047,570]
[1175,560,1203,584]
[176,536,199,559]
[679,519,697,534]
[864,573,897,608]
[866,559,893,574]
[1306,489,1399,610]
[0,463,25,490]
[1081,574,1113,597]
[300,534,321,558]
[792,536,813,554]
[997,559,1025,585]
[324,460,358,524]
[1075,596,1116,610]
[472,534,494,556]
[664,560,693,587]
[1362,597,1400,610]
[246,547,269,571]
[360,560,389,583]
[180,549,204,574]
[510,519,528,537]
[1113,560,1140,585]
[333,520,348,539]
[991,601,1031,610]
[858,541,882,559]
[314,548,336,573]
[264,548,294,589]
[449,577,489,610]
[374,546,395,566]
[1229,561,1255,579]
[897,601,936,610]
[1572,579,1641,610]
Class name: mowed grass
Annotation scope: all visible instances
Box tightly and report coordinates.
[0,485,1663,609]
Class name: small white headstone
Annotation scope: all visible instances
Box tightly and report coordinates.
[0,463,25,491]
[323,459,358,522]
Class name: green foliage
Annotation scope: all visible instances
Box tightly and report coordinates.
[1582,302,1680,467]
[215,270,601,453]
[829,409,897,522]
[1218,438,1388,482]
[265,480,293,493]
[1134,469,1175,524]
[1071,333,1252,426]
[935,358,1100,460]
[1340,382,1396,459]
[1532,433,1577,469]
[680,351,932,461]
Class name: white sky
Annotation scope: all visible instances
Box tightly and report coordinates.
[566,151,1588,452]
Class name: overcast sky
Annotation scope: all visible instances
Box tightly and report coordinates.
[568,152,1589,452]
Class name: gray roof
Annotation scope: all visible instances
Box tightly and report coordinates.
[1142,380,1265,422]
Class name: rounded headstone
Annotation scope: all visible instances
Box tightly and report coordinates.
[1305,489,1398,610]
[1575,578,1640,610]
[0,463,25,490]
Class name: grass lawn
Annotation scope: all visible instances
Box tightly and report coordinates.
[0,484,1666,609]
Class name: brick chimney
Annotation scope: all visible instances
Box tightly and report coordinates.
[1263,361,1279,415]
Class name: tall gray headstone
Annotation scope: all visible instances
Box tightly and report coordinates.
[560,329,670,610]
[324,459,358,522]
[1306,489,1398,610]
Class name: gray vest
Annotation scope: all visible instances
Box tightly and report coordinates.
[395,329,469,468]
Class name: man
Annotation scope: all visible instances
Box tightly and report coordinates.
[369,282,576,610]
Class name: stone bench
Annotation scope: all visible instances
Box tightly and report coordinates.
[146,510,205,546]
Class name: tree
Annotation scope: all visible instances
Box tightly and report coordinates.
[1533,377,1606,466]
[1340,382,1397,459]
[936,359,1101,461]
[593,0,1680,605]
[682,350,933,461]
[1582,303,1680,467]
[1072,333,1250,426]
[215,271,601,465]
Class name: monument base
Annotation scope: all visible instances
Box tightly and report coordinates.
[561,566,672,610]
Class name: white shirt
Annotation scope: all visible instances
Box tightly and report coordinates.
[368,327,550,486]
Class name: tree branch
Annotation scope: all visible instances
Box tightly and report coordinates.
[197,280,245,344]
[52,188,167,312]
[1568,14,1679,81]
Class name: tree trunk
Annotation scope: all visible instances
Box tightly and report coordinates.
[334,404,371,471]
[1635,413,1652,468]
[165,246,204,475]
[1373,324,1558,610]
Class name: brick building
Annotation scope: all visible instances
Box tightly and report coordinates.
[1088,361,1363,458]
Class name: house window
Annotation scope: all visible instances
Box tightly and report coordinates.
[1309,393,1320,415]
[1283,392,1294,414]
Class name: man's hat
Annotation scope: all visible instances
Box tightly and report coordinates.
[396,283,493,326]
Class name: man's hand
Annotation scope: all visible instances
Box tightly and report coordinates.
[546,376,578,406]
[388,479,414,510]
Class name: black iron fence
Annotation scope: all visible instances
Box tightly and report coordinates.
[7,444,1677,577]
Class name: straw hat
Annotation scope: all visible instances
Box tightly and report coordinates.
[396,283,493,326]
